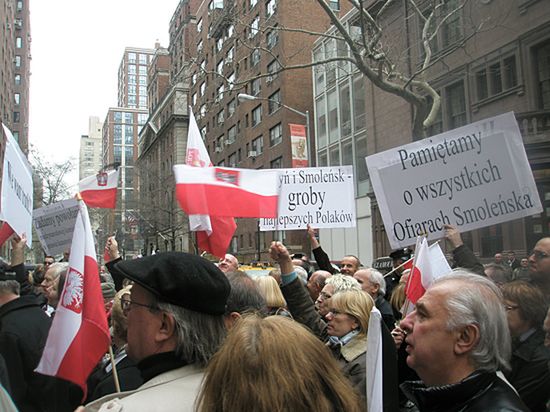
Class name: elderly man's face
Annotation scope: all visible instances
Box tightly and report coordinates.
[125,285,163,362]
[528,238,550,284]
[315,284,334,317]
[218,254,238,273]
[400,283,461,386]
[41,268,57,294]
[353,270,378,299]
[494,253,503,264]
[340,256,359,276]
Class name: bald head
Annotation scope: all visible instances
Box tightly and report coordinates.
[218,254,239,274]
[354,268,385,299]
[306,270,332,301]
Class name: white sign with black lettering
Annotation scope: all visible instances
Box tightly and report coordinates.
[366,112,542,249]
[33,198,79,255]
[260,166,356,231]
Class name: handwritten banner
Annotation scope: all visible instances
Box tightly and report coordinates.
[260,166,356,231]
[366,112,542,249]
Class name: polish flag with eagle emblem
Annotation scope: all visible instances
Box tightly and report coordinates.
[78,168,119,209]
[36,201,110,395]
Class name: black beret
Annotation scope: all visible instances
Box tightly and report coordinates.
[114,252,230,315]
[389,247,413,261]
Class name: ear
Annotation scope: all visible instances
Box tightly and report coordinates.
[155,312,177,343]
[223,311,241,330]
[454,324,480,355]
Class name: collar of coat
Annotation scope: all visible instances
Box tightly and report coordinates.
[340,334,367,362]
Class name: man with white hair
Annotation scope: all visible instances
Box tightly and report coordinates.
[354,268,395,330]
[218,254,239,274]
[400,272,528,411]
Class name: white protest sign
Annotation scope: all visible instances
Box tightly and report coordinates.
[260,166,356,231]
[33,198,79,256]
[0,123,33,247]
[366,112,542,249]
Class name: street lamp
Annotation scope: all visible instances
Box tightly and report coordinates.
[237,93,312,165]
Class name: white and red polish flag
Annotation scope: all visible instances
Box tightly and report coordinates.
[186,108,236,258]
[405,237,452,305]
[174,165,279,218]
[36,201,110,395]
[78,168,119,209]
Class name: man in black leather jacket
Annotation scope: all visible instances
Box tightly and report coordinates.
[399,272,528,411]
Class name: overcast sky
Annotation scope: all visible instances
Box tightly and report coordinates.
[29,0,181,186]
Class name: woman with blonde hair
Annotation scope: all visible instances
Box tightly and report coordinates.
[196,315,363,412]
[325,289,374,398]
[254,275,291,317]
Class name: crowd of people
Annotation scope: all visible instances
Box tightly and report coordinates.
[0,223,549,411]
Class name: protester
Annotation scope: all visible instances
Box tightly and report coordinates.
[195,315,363,412]
[41,262,68,316]
[494,252,504,265]
[254,275,291,317]
[306,269,332,301]
[528,237,550,298]
[513,258,530,281]
[0,279,54,411]
[385,247,412,300]
[484,263,512,287]
[443,224,485,276]
[507,251,521,271]
[270,241,399,409]
[86,286,142,403]
[399,272,528,411]
[315,274,361,320]
[501,281,550,412]
[84,252,230,411]
[218,253,239,274]
[223,271,266,329]
[306,224,359,275]
[354,268,396,330]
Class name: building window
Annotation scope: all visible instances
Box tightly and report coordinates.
[250,0,258,8]
[340,83,351,138]
[13,112,20,123]
[139,54,148,65]
[15,55,21,67]
[267,59,280,83]
[328,89,339,143]
[228,72,235,89]
[475,55,517,101]
[251,48,261,66]
[270,156,283,168]
[329,0,339,10]
[229,152,237,167]
[535,41,550,109]
[250,16,259,38]
[252,135,263,155]
[125,147,134,166]
[216,84,225,101]
[217,110,224,125]
[421,0,462,55]
[16,1,23,11]
[228,125,237,143]
[227,47,234,63]
[16,37,22,48]
[113,111,123,122]
[217,59,224,75]
[128,74,136,84]
[125,125,134,144]
[227,24,234,38]
[266,0,276,17]
[251,78,261,96]
[228,98,236,117]
[114,125,122,144]
[266,29,278,50]
[139,66,147,75]
[355,134,369,195]
[128,64,136,74]
[125,112,133,124]
[128,53,136,63]
[269,123,282,146]
[200,82,206,96]
[313,47,325,96]
[252,105,262,127]
[14,93,20,105]
[14,74,21,85]
[428,80,467,135]
[192,93,197,106]
[316,96,327,148]
[268,90,280,114]
[191,72,197,85]
[197,18,203,32]
[353,75,366,130]
[139,76,147,85]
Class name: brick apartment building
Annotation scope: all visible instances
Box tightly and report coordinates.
[0,0,31,154]
[312,0,550,263]
[188,0,350,262]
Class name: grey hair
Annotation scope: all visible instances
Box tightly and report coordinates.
[434,270,511,372]
[367,268,386,296]
[0,280,20,296]
[47,262,69,280]
[156,300,227,367]
[294,266,308,285]
[326,274,361,294]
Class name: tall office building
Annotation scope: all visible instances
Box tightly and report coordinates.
[188,0,347,262]
[0,0,31,154]
[79,116,103,180]
[102,47,154,257]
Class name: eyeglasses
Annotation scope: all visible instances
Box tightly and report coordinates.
[120,298,158,315]
[529,250,549,261]
[504,304,519,312]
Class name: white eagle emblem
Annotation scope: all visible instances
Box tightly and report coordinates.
[62,268,84,313]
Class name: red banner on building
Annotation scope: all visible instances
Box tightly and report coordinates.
[289,123,308,168]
